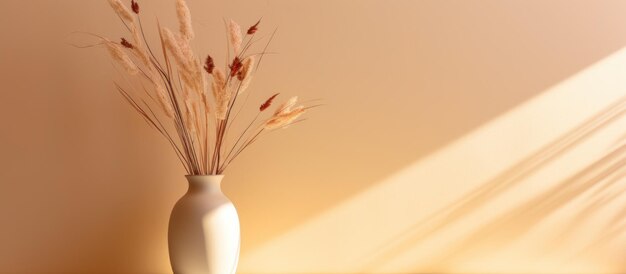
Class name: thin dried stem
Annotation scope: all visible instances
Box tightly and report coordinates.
[99,2,312,175]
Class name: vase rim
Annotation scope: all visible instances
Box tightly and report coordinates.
[185,174,225,178]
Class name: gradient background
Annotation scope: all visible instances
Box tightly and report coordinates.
[2,0,626,273]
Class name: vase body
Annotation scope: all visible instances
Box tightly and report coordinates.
[168,175,240,274]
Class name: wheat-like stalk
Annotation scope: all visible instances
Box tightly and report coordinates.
[212,68,230,120]
[275,96,298,115]
[107,0,134,24]
[176,0,194,41]
[98,0,315,175]
[105,41,139,75]
[228,19,243,55]
[161,28,191,73]
[265,98,306,129]
[130,25,151,65]
[150,67,175,118]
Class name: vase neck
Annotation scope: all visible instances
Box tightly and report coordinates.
[185,175,224,193]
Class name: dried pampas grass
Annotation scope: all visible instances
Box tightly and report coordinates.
[191,53,206,93]
[176,0,194,41]
[105,41,139,75]
[183,100,197,133]
[99,1,315,175]
[265,106,306,129]
[202,92,212,113]
[275,96,298,115]
[148,67,174,118]
[161,28,190,72]
[162,27,205,95]
[237,57,254,81]
[212,69,230,120]
[238,76,253,94]
[212,68,226,88]
[156,85,174,118]
[130,26,150,65]
[107,0,134,24]
[228,19,243,55]
[265,97,305,129]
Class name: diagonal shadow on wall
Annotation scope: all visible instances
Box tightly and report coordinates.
[233,0,626,255]
[574,199,626,259]
[549,171,626,251]
[360,97,626,271]
[417,143,626,270]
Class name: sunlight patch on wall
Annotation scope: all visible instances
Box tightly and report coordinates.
[239,47,626,274]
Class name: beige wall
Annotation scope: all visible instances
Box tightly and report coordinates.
[2,0,626,273]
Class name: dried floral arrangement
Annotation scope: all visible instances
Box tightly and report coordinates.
[97,0,315,175]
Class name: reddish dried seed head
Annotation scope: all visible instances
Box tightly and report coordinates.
[131,0,139,14]
[204,55,215,74]
[260,93,279,111]
[229,57,243,76]
[247,20,260,35]
[236,64,246,80]
[120,38,134,49]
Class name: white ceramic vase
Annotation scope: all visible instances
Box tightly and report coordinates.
[168,175,240,274]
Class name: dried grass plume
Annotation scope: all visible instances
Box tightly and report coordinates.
[265,106,306,129]
[98,0,315,175]
[212,69,229,119]
[105,41,139,75]
[176,0,194,41]
[107,0,134,24]
[228,19,243,55]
